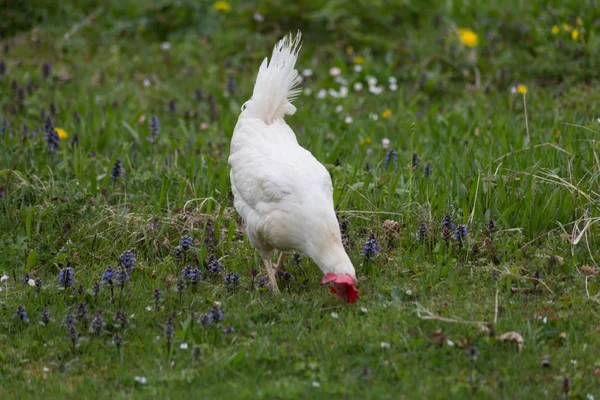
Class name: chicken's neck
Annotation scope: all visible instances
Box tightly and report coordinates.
[308,243,356,281]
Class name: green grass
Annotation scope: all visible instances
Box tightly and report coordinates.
[1,1,600,398]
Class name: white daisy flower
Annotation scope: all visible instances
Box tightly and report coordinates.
[382,138,390,149]
[366,76,377,86]
[335,105,343,113]
[353,82,363,91]
[160,42,171,50]
[389,83,398,91]
[329,67,341,77]
[339,86,348,98]
[369,86,383,95]
[354,64,363,72]
[344,116,353,124]
[134,376,148,384]
[317,89,327,99]
[303,87,312,96]
[330,312,339,319]
[380,342,391,349]
[302,69,313,77]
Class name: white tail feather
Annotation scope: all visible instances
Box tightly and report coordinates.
[241,31,302,124]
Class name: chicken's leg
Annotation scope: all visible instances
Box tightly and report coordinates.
[263,258,281,294]
[274,252,286,272]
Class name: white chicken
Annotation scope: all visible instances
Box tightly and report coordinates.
[228,31,358,303]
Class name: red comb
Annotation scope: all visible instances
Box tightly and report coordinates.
[322,273,359,304]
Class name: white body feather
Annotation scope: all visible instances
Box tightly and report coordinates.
[228,32,356,279]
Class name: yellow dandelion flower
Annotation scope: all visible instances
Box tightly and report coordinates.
[562,23,571,32]
[55,127,69,140]
[365,137,372,144]
[359,139,366,147]
[517,84,528,95]
[551,25,559,35]
[381,109,392,119]
[571,29,579,41]
[458,28,478,47]
[213,1,231,12]
[576,17,583,27]
[354,56,364,65]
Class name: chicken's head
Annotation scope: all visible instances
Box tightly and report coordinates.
[322,273,359,303]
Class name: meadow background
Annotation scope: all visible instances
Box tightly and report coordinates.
[1,0,600,398]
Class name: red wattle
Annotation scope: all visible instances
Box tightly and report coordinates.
[322,273,359,303]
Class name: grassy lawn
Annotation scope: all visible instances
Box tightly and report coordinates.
[1,1,600,398]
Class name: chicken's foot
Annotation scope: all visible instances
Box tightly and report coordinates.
[274,252,286,272]
[263,258,281,294]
